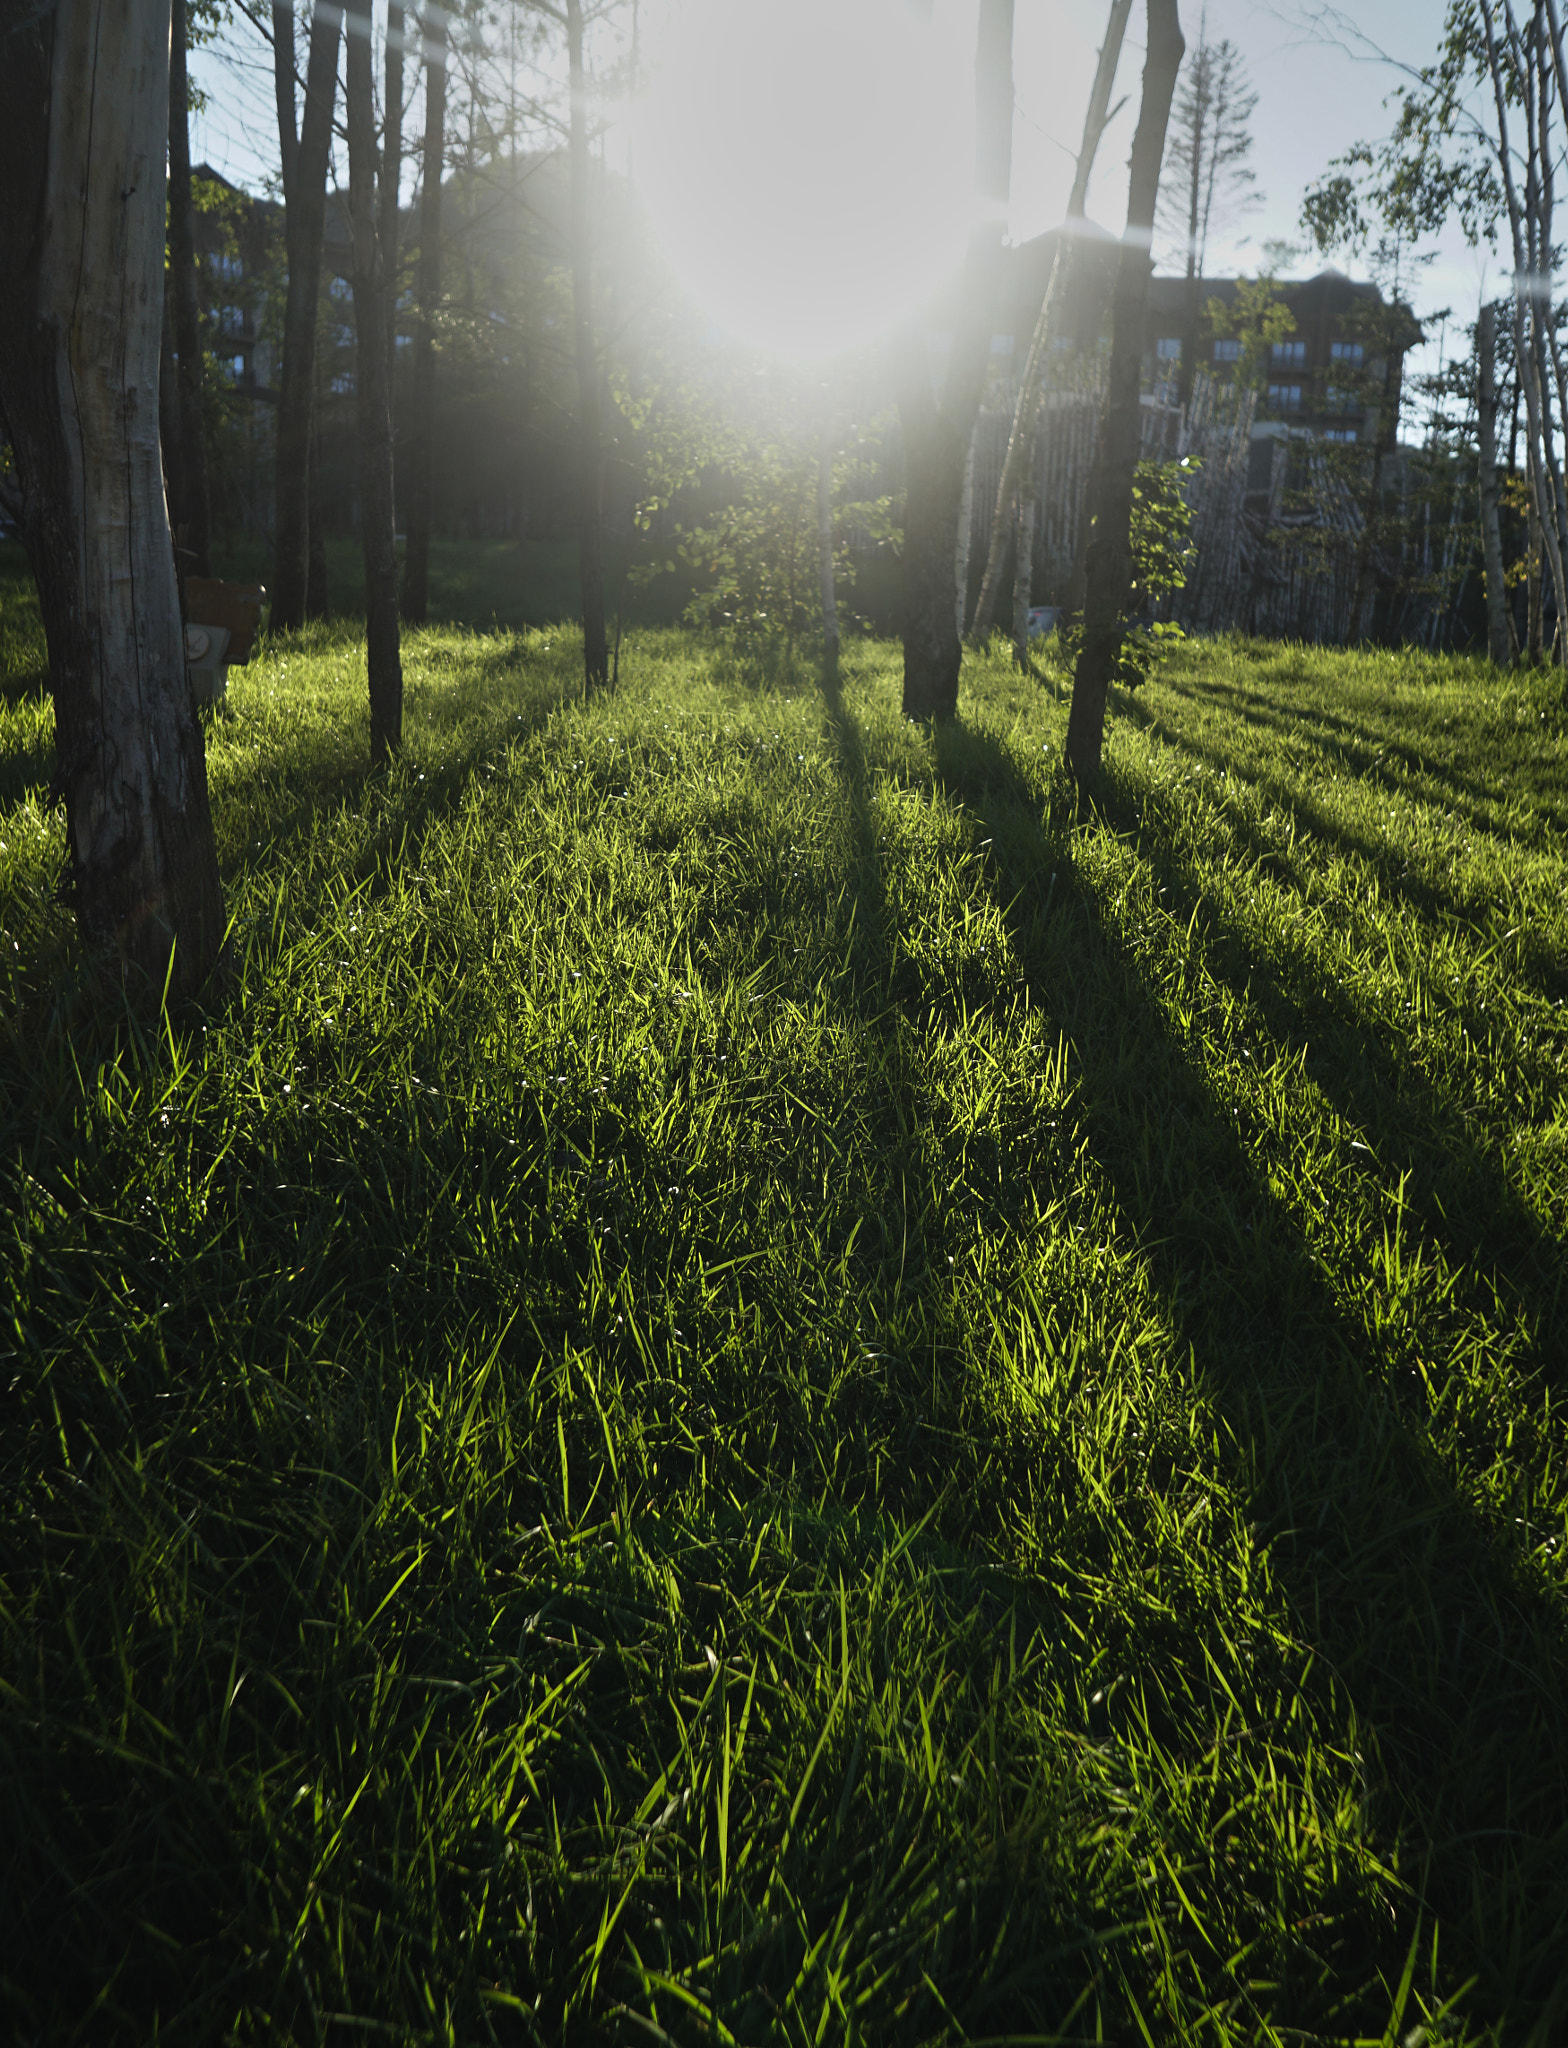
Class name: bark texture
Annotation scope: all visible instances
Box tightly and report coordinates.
[1477,303,1512,666]
[273,0,341,633]
[381,1,405,373]
[1479,0,1568,658]
[0,0,225,998]
[895,0,1013,721]
[567,0,608,692]
[968,0,1131,643]
[402,2,447,624]
[1064,0,1185,786]
[167,0,212,576]
[1011,491,1036,661]
[346,0,403,761]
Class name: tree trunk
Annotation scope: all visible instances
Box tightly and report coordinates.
[567,0,608,691]
[896,0,1013,719]
[0,0,225,999]
[167,0,212,577]
[954,422,978,636]
[817,431,840,664]
[1012,481,1036,661]
[159,292,185,556]
[1347,339,1399,641]
[346,0,403,761]
[968,0,1132,644]
[272,0,299,199]
[1479,0,1568,659]
[307,392,330,617]
[1529,456,1545,660]
[403,1,447,624]
[273,0,341,633]
[1064,0,1186,786]
[381,1,405,377]
[1477,302,1512,665]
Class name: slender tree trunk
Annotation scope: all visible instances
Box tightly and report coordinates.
[1477,302,1512,665]
[1347,340,1398,641]
[0,0,225,998]
[1011,488,1037,660]
[817,431,840,664]
[1480,0,1568,658]
[307,390,330,616]
[1064,0,1186,786]
[344,0,403,760]
[896,0,1013,719]
[566,0,608,691]
[273,0,341,633]
[167,0,212,576]
[969,0,1131,643]
[273,0,299,198]
[403,3,447,622]
[1529,453,1545,659]
[382,2,405,378]
[954,422,978,636]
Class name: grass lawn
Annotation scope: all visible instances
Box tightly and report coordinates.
[1,586,1566,2042]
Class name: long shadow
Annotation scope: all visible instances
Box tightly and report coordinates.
[1122,693,1568,999]
[214,657,573,913]
[1147,668,1568,844]
[6,675,1564,2036]
[926,715,1568,2032]
[1079,733,1568,1302]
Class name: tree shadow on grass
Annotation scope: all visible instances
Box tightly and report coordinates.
[1144,666,1568,844]
[1085,723,1568,1295]
[927,715,1568,2035]
[1117,692,1568,1019]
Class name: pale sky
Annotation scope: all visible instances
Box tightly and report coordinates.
[192,0,1483,396]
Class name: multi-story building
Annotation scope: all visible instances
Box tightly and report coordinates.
[998,227,1420,453]
[189,165,282,399]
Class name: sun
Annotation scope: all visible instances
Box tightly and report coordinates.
[634,0,975,359]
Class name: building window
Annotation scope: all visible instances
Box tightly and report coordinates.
[228,354,247,380]
[1324,427,1358,442]
[1267,383,1303,410]
[217,304,246,335]
[1155,336,1182,360]
[1330,340,1364,366]
[1213,338,1242,362]
[1325,385,1353,411]
[331,371,354,394]
[208,251,243,283]
[1271,340,1306,368]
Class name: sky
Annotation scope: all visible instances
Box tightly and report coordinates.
[191,0,1483,394]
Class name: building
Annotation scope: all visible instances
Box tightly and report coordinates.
[1001,227,1419,453]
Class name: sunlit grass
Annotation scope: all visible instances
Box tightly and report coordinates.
[1,606,1565,2043]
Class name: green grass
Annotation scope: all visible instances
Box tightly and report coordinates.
[1,590,1567,2043]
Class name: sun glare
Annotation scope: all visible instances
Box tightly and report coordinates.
[634,0,974,359]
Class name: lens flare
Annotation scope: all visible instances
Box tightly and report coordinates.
[635,0,974,358]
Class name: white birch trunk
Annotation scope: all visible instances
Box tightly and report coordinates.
[1477,302,1513,665]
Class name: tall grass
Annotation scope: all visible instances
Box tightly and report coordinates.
[1,602,1565,2044]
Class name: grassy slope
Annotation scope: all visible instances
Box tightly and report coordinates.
[1,588,1566,2043]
